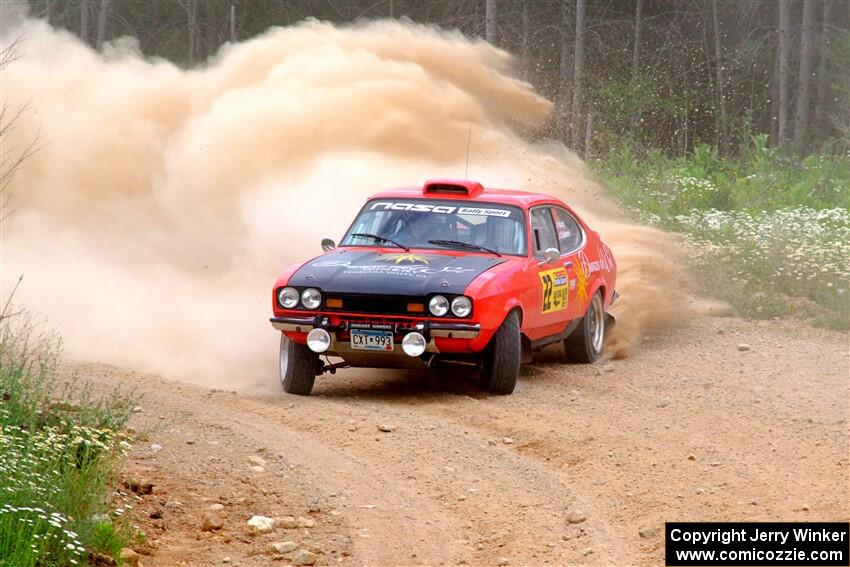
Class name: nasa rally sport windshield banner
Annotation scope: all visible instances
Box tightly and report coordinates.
[287,249,507,296]
[368,200,515,217]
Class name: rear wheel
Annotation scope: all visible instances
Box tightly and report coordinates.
[481,310,521,395]
[279,334,319,395]
[564,290,606,363]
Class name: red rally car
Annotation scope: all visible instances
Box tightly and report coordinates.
[270,179,617,396]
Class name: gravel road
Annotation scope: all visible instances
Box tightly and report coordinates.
[75,316,849,566]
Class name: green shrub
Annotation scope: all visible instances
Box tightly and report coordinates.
[594,140,850,329]
[671,208,849,329]
[0,312,136,566]
[596,136,850,213]
[88,520,124,559]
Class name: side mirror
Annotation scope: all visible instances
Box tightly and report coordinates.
[543,247,560,264]
[321,238,336,252]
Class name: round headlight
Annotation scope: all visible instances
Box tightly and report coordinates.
[278,287,299,309]
[428,295,449,317]
[451,296,472,318]
[301,288,322,310]
[402,332,426,357]
[306,328,331,353]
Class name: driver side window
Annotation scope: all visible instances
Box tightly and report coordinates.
[530,207,559,257]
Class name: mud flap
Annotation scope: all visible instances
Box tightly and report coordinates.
[605,313,616,330]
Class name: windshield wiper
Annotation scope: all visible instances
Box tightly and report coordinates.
[349,233,410,251]
[428,239,502,257]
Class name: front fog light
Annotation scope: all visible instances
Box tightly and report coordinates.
[306,328,331,353]
[402,332,426,357]
[428,295,449,316]
[451,296,472,317]
[301,288,322,309]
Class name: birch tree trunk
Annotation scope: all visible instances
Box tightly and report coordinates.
[777,0,791,149]
[629,0,643,138]
[770,32,780,144]
[80,0,90,44]
[521,1,531,66]
[813,0,834,133]
[230,1,237,43]
[711,0,728,154]
[187,0,199,65]
[571,0,586,147]
[558,0,572,142]
[792,0,817,153]
[95,0,111,50]
[485,0,497,46]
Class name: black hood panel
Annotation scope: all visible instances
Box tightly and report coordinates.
[288,249,506,296]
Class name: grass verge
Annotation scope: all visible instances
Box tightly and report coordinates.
[595,137,850,330]
[0,311,137,566]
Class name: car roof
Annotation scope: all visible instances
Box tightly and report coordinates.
[368,179,565,209]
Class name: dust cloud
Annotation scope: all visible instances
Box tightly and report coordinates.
[1,9,692,391]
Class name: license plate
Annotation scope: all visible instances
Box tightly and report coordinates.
[350,330,394,351]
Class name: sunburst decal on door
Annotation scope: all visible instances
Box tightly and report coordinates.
[574,258,589,306]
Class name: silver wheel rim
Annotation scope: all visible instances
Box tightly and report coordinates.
[589,293,604,353]
[279,334,289,383]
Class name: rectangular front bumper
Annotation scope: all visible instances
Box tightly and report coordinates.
[428,322,480,339]
[270,316,318,332]
[270,316,480,339]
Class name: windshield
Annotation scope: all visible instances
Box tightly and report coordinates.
[341,199,528,256]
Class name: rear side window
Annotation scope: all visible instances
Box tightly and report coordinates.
[530,207,559,257]
[551,207,583,253]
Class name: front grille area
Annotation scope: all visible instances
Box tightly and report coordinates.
[322,294,421,316]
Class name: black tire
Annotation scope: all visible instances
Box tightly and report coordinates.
[279,334,319,395]
[564,290,605,363]
[481,310,521,395]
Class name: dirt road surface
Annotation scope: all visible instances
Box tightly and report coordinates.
[74,316,849,566]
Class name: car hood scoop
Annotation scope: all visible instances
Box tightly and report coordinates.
[288,249,507,296]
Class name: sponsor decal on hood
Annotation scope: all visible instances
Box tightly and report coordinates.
[375,253,433,265]
[288,249,506,296]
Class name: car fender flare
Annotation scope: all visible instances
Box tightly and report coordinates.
[587,279,616,324]
[501,299,524,326]
[585,280,606,310]
[489,301,527,358]
[593,281,606,302]
[585,280,617,332]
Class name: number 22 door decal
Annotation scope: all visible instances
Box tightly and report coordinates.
[538,267,568,313]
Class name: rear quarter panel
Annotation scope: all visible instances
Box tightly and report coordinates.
[569,228,617,312]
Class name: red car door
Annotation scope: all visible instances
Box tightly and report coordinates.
[526,206,572,339]
[550,206,590,321]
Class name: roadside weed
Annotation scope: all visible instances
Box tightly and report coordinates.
[595,140,850,329]
[0,312,136,566]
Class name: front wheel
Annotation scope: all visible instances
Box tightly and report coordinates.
[481,310,521,395]
[563,290,606,363]
[279,334,319,395]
